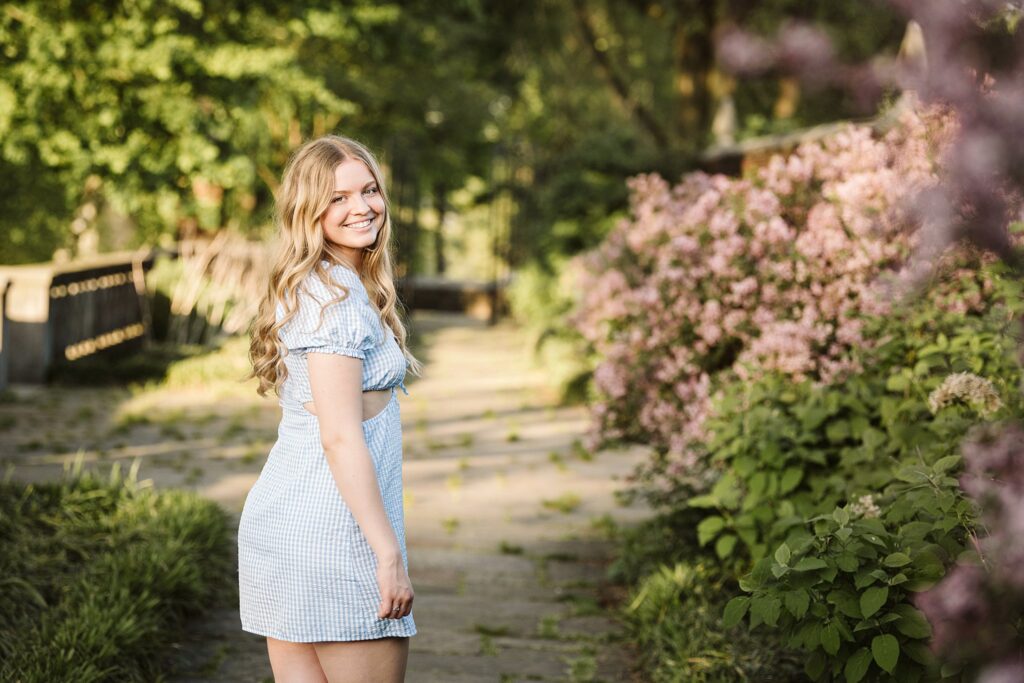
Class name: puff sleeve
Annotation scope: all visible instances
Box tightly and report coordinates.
[277,268,379,359]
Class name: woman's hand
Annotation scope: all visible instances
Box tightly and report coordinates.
[376,553,414,619]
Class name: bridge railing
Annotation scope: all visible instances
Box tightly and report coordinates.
[0,249,156,384]
[0,244,508,386]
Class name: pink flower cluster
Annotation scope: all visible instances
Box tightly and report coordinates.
[569,104,979,484]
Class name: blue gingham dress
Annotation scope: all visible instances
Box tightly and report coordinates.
[238,261,416,642]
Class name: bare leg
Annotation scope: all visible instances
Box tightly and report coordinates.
[267,637,329,683]
[313,636,410,683]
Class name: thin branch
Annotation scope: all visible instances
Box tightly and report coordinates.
[569,0,672,149]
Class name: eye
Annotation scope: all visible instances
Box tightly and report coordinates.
[332,196,345,204]
[364,186,379,195]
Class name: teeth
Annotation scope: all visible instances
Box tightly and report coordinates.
[346,218,373,229]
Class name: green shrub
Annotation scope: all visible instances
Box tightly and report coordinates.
[693,271,1024,567]
[0,460,234,682]
[686,263,1024,682]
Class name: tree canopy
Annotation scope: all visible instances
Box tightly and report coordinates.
[0,0,905,268]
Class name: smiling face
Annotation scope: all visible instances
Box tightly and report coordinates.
[320,158,386,271]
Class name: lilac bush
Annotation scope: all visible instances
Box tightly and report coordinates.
[719,1,1024,278]
[568,103,1016,494]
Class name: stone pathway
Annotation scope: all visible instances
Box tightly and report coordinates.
[2,312,651,682]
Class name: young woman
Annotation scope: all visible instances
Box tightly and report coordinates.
[240,134,423,682]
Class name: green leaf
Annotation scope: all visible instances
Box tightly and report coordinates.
[821,623,840,655]
[844,647,873,683]
[750,595,782,628]
[793,557,829,572]
[697,516,725,546]
[800,406,829,432]
[893,604,932,639]
[855,570,879,589]
[833,506,851,527]
[886,374,909,391]
[932,455,962,473]
[895,466,930,484]
[774,543,792,566]
[860,586,889,618]
[903,640,936,665]
[872,634,899,673]
[830,590,862,619]
[733,456,758,476]
[836,553,859,572]
[779,466,803,494]
[826,420,850,443]
[805,650,827,680]
[686,494,719,508]
[883,552,912,568]
[888,573,908,586]
[722,596,750,628]
[715,534,738,559]
[783,589,810,620]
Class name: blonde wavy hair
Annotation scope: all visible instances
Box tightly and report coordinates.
[247,134,423,397]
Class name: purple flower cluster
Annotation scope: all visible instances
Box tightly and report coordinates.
[916,421,1024,672]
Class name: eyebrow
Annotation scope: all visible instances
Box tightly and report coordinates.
[332,181,377,195]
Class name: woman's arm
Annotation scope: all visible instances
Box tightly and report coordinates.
[308,351,413,619]
[307,351,402,563]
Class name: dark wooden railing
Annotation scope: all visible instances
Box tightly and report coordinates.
[0,244,509,386]
[0,250,155,384]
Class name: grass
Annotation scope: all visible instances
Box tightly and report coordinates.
[473,623,513,638]
[240,446,262,465]
[498,540,524,555]
[564,645,598,682]
[219,418,247,442]
[548,451,569,472]
[615,510,803,682]
[589,513,619,541]
[478,633,499,656]
[0,456,234,682]
[537,614,561,640]
[557,593,603,617]
[541,492,582,515]
[445,472,464,492]
[543,551,578,562]
[570,438,593,462]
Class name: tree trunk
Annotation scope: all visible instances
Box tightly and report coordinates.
[433,181,447,275]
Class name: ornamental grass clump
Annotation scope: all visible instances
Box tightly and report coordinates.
[0,459,234,682]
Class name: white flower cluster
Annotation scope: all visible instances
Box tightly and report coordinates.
[927,372,1003,417]
[849,494,881,519]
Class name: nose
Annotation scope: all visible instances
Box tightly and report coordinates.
[350,194,372,216]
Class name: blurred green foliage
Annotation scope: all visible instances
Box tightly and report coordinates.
[0,0,518,264]
[1,0,906,275]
